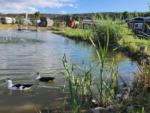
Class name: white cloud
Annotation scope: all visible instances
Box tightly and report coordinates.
[60,10,67,14]
[0,0,77,13]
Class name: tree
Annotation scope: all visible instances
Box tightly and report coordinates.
[122,11,129,20]
[132,11,139,17]
[34,11,40,31]
[17,16,24,31]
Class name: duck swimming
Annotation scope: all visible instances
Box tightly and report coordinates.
[36,72,55,82]
[5,79,33,90]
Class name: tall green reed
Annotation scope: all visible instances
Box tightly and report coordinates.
[62,30,120,112]
[62,55,94,112]
[90,29,119,106]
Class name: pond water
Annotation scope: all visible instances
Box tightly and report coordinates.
[0,30,138,113]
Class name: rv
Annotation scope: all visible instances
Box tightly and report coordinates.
[83,19,93,29]
[127,17,150,35]
[1,17,13,24]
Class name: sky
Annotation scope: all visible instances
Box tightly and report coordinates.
[0,0,149,14]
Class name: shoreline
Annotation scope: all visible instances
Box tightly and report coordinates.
[51,27,150,65]
[0,23,150,113]
[0,24,149,65]
[0,23,48,31]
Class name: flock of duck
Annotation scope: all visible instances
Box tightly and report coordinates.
[5,72,55,91]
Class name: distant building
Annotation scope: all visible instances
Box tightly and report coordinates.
[82,19,93,29]
[1,17,14,24]
[47,18,54,27]
[39,17,54,27]
[133,17,144,32]
[144,17,150,34]
[66,17,78,28]
[127,17,150,34]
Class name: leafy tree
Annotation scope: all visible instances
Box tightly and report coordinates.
[34,11,40,19]
[122,11,129,19]
[34,11,40,31]
[132,11,139,17]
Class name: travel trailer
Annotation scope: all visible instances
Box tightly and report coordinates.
[127,17,150,35]
[1,17,13,24]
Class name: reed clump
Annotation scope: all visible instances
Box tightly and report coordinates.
[62,30,121,113]
[62,30,150,113]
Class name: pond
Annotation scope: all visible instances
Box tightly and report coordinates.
[0,30,139,113]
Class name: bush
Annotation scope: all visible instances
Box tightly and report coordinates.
[94,19,130,46]
[62,28,94,41]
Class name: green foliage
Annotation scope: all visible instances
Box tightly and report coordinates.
[59,18,129,46]
[90,30,119,106]
[53,21,64,28]
[62,27,94,41]
[17,16,24,25]
[61,19,150,113]
[34,11,40,19]
[94,19,130,47]
[122,11,129,19]
[62,55,93,113]
[53,17,150,53]
[62,31,120,112]
[133,11,139,17]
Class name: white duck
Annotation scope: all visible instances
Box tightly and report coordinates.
[5,79,33,90]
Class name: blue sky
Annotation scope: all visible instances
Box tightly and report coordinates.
[0,0,149,14]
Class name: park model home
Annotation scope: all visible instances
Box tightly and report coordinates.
[127,17,150,35]
[1,17,16,24]
[82,19,93,29]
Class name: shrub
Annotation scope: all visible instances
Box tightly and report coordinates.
[94,19,130,46]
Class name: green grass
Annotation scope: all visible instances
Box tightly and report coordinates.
[62,31,150,113]
[119,35,150,54]
[62,32,120,112]
[92,19,150,54]
[61,27,94,41]
[0,23,17,30]
[52,19,150,55]
[94,19,129,45]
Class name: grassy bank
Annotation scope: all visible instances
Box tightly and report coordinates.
[62,28,94,41]
[51,27,94,42]
[0,23,17,30]
[62,34,150,113]
[0,23,48,31]
[52,20,150,52]
[51,19,150,64]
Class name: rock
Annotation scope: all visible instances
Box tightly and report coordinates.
[106,105,114,111]
[91,107,110,113]
[126,106,134,113]
[91,99,99,107]
[116,87,132,101]
[91,104,122,113]
[116,94,122,101]
[139,45,146,53]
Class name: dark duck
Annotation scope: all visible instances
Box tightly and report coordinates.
[36,72,55,82]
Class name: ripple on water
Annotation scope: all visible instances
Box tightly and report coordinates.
[0,30,138,112]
